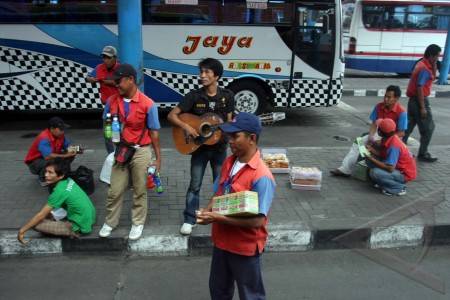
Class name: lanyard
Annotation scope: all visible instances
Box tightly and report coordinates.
[224,159,241,195]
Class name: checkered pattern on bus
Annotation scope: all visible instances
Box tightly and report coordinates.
[267,78,343,108]
[0,46,101,111]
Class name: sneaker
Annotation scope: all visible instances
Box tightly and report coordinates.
[417,153,438,163]
[129,224,144,240]
[398,189,407,196]
[382,190,393,196]
[99,223,113,238]
[330,169,351,178]
[180,223,195,235]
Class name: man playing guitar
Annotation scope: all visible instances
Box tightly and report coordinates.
[168,58,234,235]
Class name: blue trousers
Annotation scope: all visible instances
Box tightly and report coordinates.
[370,167,406,194]
[184,148,226,224]
[209,247,266,300]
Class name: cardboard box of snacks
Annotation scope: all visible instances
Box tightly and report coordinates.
[211,191,259,217]
[290,166,322,191]
[261,148,290,173]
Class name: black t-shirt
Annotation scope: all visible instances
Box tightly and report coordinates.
[178,86,235,151]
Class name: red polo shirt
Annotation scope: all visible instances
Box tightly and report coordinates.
[94,62,120,104]
[24,129,66,164]
[381,135,417,182]
[212,150,276,256]
[108,90,159,145]
[370,102,408,131]
[407,59,434,98]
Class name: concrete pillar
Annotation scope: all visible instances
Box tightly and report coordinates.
[118,0,144,89]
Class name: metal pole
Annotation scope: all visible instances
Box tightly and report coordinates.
[118,0,144,89]
[438,21,450,85]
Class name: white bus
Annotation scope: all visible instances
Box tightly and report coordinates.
[345,0,450,74]
[0,0,344,114]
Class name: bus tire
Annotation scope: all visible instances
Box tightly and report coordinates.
[229,81,268,115]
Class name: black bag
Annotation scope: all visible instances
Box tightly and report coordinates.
[114,142,136,165]
[69,165,95,195]
[113,122,147,166]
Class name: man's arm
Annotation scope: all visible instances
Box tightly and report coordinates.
[197,210,266,228]
[38,139,76,160]
[168,106,199,138]
[150,130,161,172]
[368,122,377,142]
[17,204,53,244]
[416,87,427,119]
[86,67,98,84]
[366,155,395,172]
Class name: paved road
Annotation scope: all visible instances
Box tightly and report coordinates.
[2,246,450,300]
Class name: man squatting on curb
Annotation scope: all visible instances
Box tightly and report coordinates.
[168,58,235,236]
[24,117,78,187]
[197,112,276,300]
[18,158,96,244]
[330,85,407,178]
[366,118,417,196]
[98,64,161,241]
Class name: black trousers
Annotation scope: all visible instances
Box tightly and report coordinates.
[209,247,266,300]
[403,97,435,156]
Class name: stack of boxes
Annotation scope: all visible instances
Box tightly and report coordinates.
[211,191,259,216]
[290,167,322,191]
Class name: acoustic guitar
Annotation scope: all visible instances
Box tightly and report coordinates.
[172,112,285,155]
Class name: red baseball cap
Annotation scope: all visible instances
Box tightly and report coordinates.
[376,118,396,134]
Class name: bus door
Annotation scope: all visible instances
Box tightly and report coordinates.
[288,1,335,104]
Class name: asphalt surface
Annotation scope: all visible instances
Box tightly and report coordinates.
[2,246,450,300]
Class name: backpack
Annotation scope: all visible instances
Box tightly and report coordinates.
[69,165,95,195]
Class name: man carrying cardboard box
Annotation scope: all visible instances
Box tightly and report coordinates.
[197,112,276,300]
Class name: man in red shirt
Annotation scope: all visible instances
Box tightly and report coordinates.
[98,64,161,241]
[403,44,441,162]
[24,117,77,186]
[197,112,276,300]
[366,118,417,196]
[331,85,407,177]
[86,45,120,154]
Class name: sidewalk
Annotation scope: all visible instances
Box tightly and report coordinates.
[343,77,450,98]
[1,145,449,256]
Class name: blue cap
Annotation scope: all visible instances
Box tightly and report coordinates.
[219,112,262,135]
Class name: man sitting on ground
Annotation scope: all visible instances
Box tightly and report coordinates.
[18,159,96,244]
[331,85,407,177]
[366,119,417,196]
[24,117,77,186]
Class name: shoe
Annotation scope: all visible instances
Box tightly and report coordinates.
[417,153,438,163]
[382,190,393,196]
[180,223,195,235]
[129,224,144,240]
[330,169,351,178]
[373,184,380,189]
[398,189,407,196]
[99,223,113,238]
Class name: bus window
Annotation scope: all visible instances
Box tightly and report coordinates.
[384,6,406,29]
[362,5,384,29]
[142,0,215,24]
[295,5,334,75]
[220,0,293,24]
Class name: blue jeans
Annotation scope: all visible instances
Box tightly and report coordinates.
[209,247,266,300]
[369,167,406,194]
[184,148,227,224]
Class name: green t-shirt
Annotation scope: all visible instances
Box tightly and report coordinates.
[47,178,96,233]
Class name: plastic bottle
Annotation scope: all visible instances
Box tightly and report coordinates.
[153,172,164,194]
[104,113,112,139]
[111,114,120,143]
[146,166,156,189]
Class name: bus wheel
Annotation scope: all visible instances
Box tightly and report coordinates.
[230,81,268,115]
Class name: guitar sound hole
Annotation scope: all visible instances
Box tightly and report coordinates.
[199,122,213,138]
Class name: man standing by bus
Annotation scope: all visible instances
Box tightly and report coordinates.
[168,58,234,236]
[86,45,120,154]
[98,64,161,241]
[403,44,441,163]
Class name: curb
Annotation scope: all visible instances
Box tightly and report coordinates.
[343,89,450,98]
[3,224,450,257]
